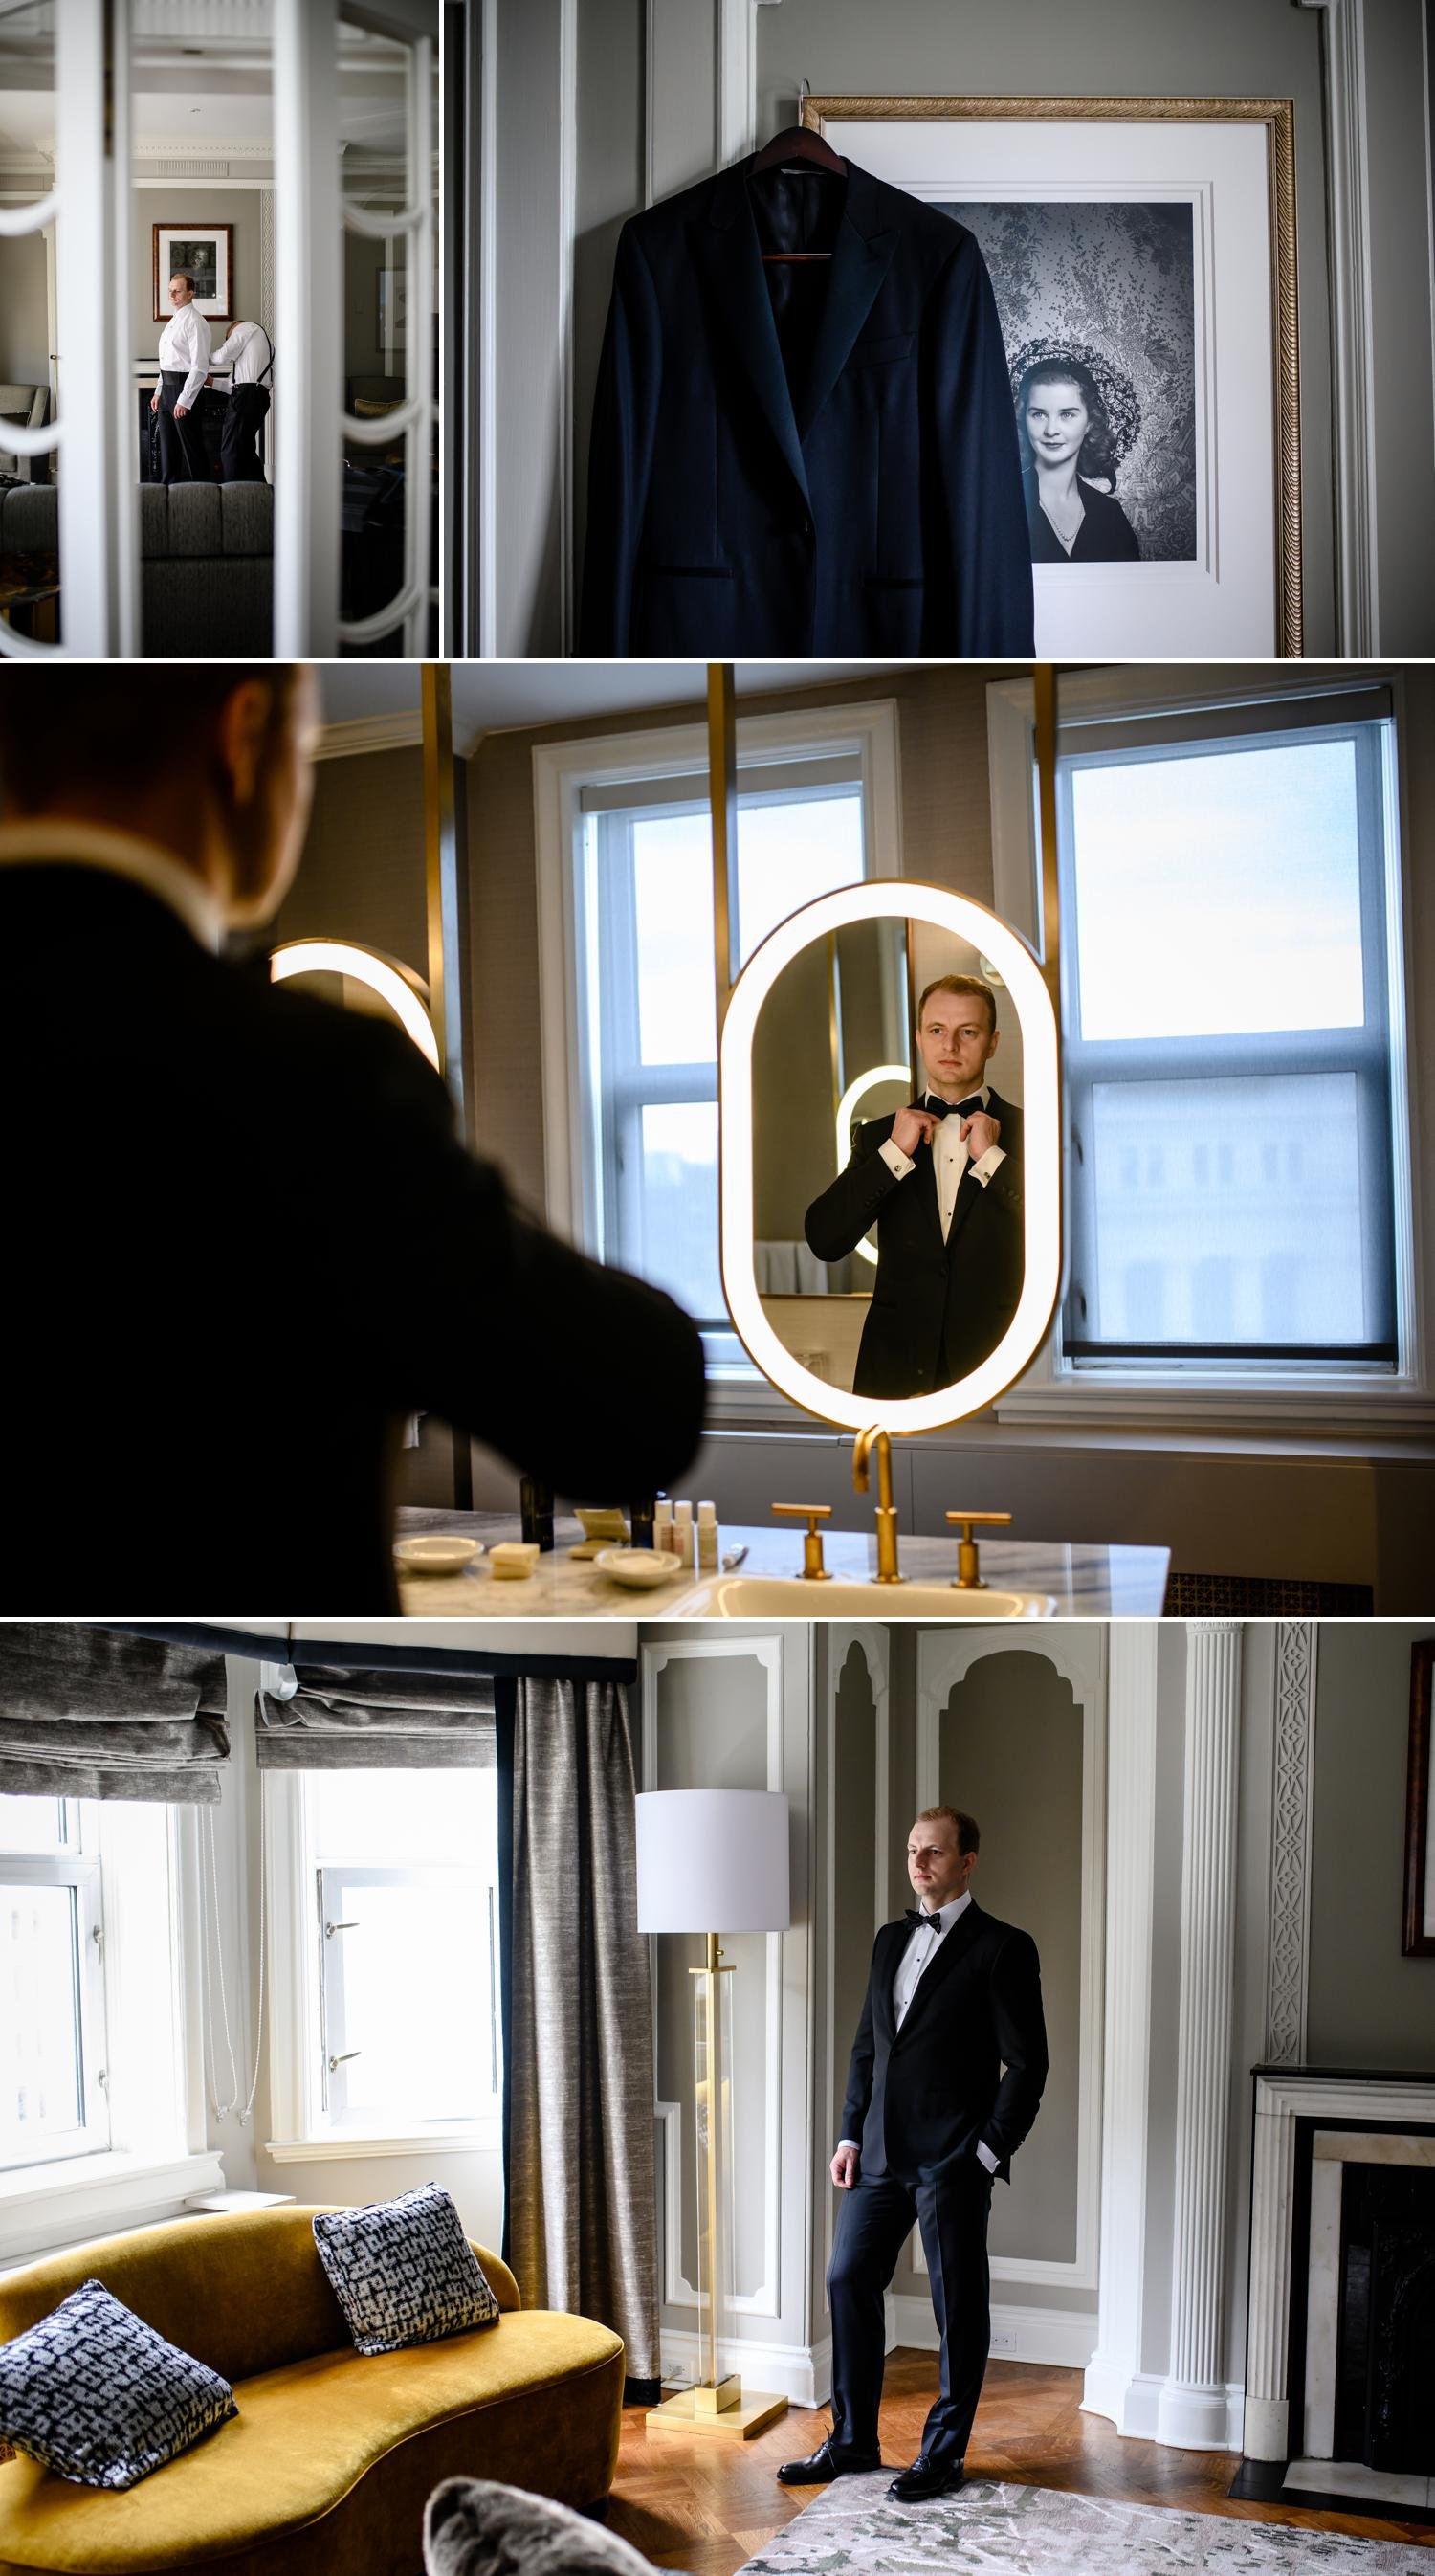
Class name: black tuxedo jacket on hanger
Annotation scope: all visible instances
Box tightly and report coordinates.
[804,1092,1025,1398]
[0,866,706,1614]
[581,154,1034,656]
[840,1899,1048,2185]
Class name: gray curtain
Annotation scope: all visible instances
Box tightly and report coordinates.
[0,1625,229,1801]
[254,1666,495,1769]
[505,1677,658,2387]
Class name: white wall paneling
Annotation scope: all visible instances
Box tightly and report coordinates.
[1081,1622,1159,2434]
[822,1625,889,2318]
[1157,1623,1245,2451]
[915,1626,1106,2296]
[1295,0,1378,653]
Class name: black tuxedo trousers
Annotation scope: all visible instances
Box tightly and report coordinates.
[829,2155,995,2469]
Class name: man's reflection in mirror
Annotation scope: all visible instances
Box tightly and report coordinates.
[804,973,1024,1399]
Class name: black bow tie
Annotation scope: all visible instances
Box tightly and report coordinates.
[922,1094,985,1121]
[904,1907,945,1934]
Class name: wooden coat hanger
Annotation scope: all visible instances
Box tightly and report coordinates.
[752,90,845,263]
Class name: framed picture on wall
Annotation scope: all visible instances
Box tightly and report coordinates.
[152,223,233,326]
[802,97,1301,656]
[1403,1640,1435,1958]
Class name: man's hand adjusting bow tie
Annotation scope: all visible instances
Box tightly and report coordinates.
[890,1096,999,1159]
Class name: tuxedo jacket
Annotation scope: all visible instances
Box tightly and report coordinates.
[804,1093,1024,1398]
[581,154,1034,657]
[0,867,706,1614]
[841,1899,1048,2185]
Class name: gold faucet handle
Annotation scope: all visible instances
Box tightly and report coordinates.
[944,1510,1012,1591]
[772,1502,833,1581]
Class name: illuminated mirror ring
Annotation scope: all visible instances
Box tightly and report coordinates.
[836,1063,916,1267]
[269,939,440,1071]
[720,881,1061,1435]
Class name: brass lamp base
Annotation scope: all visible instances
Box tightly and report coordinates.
[647,2384,789,2440]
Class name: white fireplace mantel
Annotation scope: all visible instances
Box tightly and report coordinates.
[1245,2070,1435,2461]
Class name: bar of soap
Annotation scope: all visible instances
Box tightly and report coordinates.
[490,1542,541,1580]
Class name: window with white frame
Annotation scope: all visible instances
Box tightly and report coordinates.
[561,719,892,1367]
[280,1767,499,2143]
[0,1796,108,2174]
[1056,688,1402,1377]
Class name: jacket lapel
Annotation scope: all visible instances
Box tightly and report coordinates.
[691,163,810,510]
[794,166,899,441]
[894,1899,983,2042]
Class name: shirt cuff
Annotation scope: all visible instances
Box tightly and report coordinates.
[879,1139,916,1181]
[976,2140,999,2173]
[967,1145,1005,1187]
[837,2139,859,2154]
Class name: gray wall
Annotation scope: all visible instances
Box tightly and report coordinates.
[0,231,49,390]
[1307,1619,1435,2067]
[132,189,264,364]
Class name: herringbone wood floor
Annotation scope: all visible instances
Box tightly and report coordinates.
[605,2351,1435,2575]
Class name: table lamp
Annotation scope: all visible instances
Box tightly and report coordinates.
[636,1787,791,2438]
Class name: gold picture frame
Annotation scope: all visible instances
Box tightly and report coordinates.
[802,95,1302,655]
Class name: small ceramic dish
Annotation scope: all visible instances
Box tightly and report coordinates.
[489,1542,542,1580]
[593,1546,686,1590]
[393,1534,482,1575]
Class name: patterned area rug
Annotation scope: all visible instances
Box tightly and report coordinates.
[739,2474,1432,2572]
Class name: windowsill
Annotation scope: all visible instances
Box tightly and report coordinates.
[0,2146,225,2269]
[265,2121,501,2165]
[995,1368,1435,1441]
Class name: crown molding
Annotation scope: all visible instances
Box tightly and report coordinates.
[315,714,421,762]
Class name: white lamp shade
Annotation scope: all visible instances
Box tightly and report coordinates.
[635,1789,791,1934]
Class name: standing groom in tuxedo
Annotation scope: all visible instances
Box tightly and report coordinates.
[779,1806,1048,2501]
[804,974,1024,1399]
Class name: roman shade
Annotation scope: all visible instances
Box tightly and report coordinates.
[254,1666,497,1771]
[0,1625,229,1802]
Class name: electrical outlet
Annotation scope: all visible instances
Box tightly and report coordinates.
[988,2327,1017,2353]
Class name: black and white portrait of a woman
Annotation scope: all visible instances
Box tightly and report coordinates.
[942,199,1198,566]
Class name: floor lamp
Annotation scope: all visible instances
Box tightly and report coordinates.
[636,1787,791,2439]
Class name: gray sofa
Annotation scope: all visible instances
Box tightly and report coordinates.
[0,479,272,654]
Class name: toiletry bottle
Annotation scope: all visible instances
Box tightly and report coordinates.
[654,1499,674,1554]
[696,1499,718,1569]
[673,1499,695,1567]
[629,1496,656,1550]
[519,1477,555,1552]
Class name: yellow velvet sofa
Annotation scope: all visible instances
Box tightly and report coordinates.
[0,2207,625,2576]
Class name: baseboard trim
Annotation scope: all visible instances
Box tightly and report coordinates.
[658,2327,828,2409]
[889,2292,1096,2370]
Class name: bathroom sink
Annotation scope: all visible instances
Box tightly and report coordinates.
[674,1576,1057,1621]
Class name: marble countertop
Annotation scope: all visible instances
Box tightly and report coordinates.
[394,1509,1170,1620]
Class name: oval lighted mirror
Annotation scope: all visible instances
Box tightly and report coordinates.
[719,882,1060,1433]
[269,939,439,1068]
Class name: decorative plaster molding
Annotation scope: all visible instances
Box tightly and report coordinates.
[314,713,422,761]
[1265,1624,1318,2065]
[1295,0,1379,651]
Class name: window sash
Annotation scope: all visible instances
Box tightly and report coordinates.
[1058,718,1400,1369]
[0,1838,110,2174]
[317,1862,497,2128]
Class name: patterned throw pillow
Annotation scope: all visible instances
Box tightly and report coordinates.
[0,2278,237,2490]
[312,2184,501,2357]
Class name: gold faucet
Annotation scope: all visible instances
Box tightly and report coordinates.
[852,1426,902,1584]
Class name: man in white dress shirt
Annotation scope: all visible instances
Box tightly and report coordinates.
[151,273,212,485]
[805,974,1025,1398]
[209,319,273,482]
[779,1807,1048,2501]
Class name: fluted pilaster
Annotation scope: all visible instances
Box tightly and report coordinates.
[1157,1621,1243,2450]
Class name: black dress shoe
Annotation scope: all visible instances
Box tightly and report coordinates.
[887,2457,964,2502]
[777,2439,882,2485]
